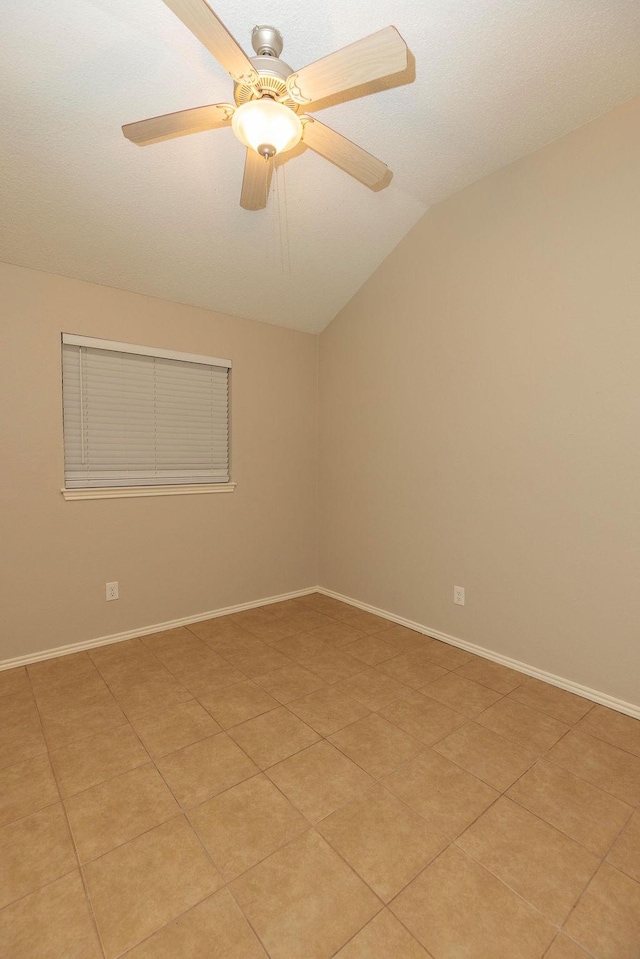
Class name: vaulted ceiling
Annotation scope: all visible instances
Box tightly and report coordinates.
[2,0,639,332]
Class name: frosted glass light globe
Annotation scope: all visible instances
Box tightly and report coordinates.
[232,99,302,157]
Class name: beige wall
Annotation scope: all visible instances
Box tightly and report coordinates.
[318,97,640,706]
[1,264,317,661]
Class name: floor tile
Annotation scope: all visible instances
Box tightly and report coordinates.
[433,721,537,790]
[0,666,30,700]
[88,638,152,670]
[379,692,467,745]
[0,715,47,770]
[454,656,525,693]
[575,704,640,757]
[334,909,431,958]
[227,707,320,769]
[421,640,474,670]
[266,740,375,822]
[223,645,293,678]
[230,607,280,630]
[189,774,309,880]
[149,637,227,670]
[476,697,570,752]
[508,678,594,725]
[240,617,303,643]
[301,595,353,615]
[0,754,59,826]
[198,631,265,657]
[149,637,231,670]
[266,632,331,660]
[186,616,256,646]
[317,785,447,902]
[607,807,640,882]
[543,936,593,959]
[457,796,599,924]
[391,844,555,959]
[27,653,101,691]
[0,871,102,959]
[91,649,170,690]
[337,669,412,711]
[506,759,633,856]
[0,691,38,727]
[33,675,112,713]
[49,723,148,797]
[564,863,640,959]
[156,733,258,807]
[0,803,77,909]
[376,653,449,689]
[198,680,279,729]
[230,830,381,959]
[127,699,221,758]
[254,663,326,704]
[547,729,640,804]
[65,763,179,863]
[149,653,236,694]
[336,610,391,634]
[84,816,222,959]
[421,672,504,717]
[343,635,398,665]
[374,625,430,654]
[123,889,268,958]
[287,686,371,736]
[39,689,128,750]
[105,676,193,715]
[382,749,498,838]
[283,609,337,634]
[164,661,245,700]
[307,621,369,647]
[140,627,206,660]
[329,714,424,779]
[297,648,364,684]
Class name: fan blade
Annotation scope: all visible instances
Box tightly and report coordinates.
[162,0,258,84]
[240,149,272,210]
[122,103,234,146]
[287,26,407,104]
[301,118,388,189]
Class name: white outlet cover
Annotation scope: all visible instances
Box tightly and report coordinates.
[454,586,465,606]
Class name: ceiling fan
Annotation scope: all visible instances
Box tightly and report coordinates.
[122,0,409,210]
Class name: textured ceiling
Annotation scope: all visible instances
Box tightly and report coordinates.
[1,0,639,333]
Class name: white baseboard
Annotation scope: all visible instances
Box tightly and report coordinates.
[0,587,317,672]
[317,587,640,720]
[3,583,638,721]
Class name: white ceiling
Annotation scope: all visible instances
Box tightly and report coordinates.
[1,0,639,333]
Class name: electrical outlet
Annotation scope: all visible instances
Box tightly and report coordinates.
[453,586,465,606]
[106,581,119,601]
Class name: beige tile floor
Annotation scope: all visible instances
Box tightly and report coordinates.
[1,593,639,958]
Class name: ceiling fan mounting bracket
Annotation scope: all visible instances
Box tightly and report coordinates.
[251,25,284,58]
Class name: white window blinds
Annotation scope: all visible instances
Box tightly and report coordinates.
[62,335,231,489]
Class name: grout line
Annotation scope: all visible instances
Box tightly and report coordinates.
[25,670,108,959]
[2,595,638,959]
[557,793,638,945]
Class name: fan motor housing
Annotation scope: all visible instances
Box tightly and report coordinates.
[234,26,299,111]
[234,56,298,110]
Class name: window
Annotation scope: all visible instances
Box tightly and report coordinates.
[61,334,231,496]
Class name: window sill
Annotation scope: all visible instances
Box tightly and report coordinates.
[61,483,236,501]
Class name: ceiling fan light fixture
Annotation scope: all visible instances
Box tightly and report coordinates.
[231,98,302,158]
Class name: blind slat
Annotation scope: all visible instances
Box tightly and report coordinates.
[62,339,230,489]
